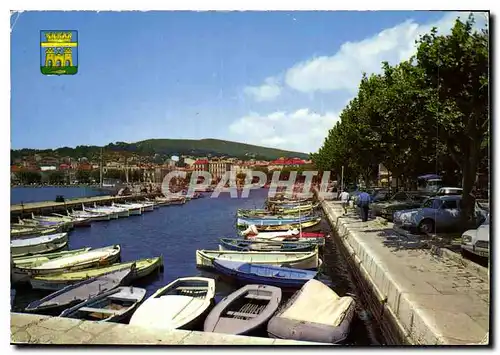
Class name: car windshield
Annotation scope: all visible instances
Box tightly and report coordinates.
[391,192,408,201]
[422,198,441,209]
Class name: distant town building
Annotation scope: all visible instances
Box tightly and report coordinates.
[268,157,306,171]
[209,159,232,179]
[193,159,209,173]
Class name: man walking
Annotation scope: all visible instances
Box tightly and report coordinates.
[340,189,350,215]
[357,188,371,222]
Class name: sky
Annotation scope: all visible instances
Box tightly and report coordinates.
[10,10,487,154]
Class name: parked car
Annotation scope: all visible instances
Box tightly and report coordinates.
[372,191,429,221]
[436,187,463,196]
[393,195,487,234]
[461,214,489,258]
[351,188,389,206]
[370,189,390,203]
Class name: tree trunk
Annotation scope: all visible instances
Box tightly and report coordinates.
[460,137,480,230]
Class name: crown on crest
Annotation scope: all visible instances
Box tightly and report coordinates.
[45,32,72,43]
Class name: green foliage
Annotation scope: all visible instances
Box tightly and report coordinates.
[16,171,42,184]
[11,139,308,162]
[47,171,65,184]
[76,170,91,183]
[312,14,489,226]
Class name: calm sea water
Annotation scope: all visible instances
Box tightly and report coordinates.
[11,187,383,345]
[11,186,107,205]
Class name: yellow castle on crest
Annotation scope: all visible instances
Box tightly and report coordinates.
[45,47,73,67]
[43,31,75,68]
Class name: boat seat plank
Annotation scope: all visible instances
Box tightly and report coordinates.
[226,311,258,318]
[107,296,134,302]
[78,307,121,315]
[244,294,271,301]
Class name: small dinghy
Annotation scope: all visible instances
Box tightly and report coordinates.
[196,249,320,270]
[59,286,146,323]
[11,232,69,258]
[22,245,121,276]
[219,238,317,252]
[30,256,163,291]
[214,260,317,289]
[25,267,133,314]
[204,284,281,335]
[129,277,215,330]
[267,279,356,344]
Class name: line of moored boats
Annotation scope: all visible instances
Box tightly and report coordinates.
[11,193,356,344]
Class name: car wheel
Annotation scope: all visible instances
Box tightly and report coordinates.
[418,219,435,234]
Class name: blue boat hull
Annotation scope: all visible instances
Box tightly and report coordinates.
[219,239,316,253]
[214,260,317,289]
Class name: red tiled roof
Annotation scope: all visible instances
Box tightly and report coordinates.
[270,158,306,165]
[194,159,209,165]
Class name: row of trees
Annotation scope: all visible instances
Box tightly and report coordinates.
[311,15,489,227]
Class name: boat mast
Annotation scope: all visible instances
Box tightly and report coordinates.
[99,147,103,188]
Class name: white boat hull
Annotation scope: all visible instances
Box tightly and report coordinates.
[195,250,319,270]
[11,233,69,258]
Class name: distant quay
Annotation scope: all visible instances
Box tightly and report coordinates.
[10,193,162,218]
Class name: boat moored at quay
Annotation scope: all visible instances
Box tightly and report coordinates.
[12,184,487,346]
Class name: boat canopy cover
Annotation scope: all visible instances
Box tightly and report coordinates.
[281,279,354,327]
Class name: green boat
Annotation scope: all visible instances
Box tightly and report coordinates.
[12,247,92,284]
[30,256,164,291]
[236,208,313,218]
[13,247,92,268]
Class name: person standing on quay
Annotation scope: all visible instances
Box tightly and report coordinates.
[357,188,371,222]
[340,189,350,215]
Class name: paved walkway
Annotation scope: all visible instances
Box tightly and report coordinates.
[10,313,323,345]
[320,199,489,345]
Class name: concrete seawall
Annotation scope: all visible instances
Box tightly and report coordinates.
[318,195,489,345]
[10,193,162,217]
[10,313,324,345]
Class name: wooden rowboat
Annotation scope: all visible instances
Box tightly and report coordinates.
[204,284,281,335]
[60,286,146,323]
[29,256,163,291]
[249,217,323,232]
[12,247,92,284]
[25,267,133,314]
[20,245,121,276]
[214,260,318,289]
[11,233,69,258]
[196,249,320,270]
[218,238,317,252]
[130,277,215,330]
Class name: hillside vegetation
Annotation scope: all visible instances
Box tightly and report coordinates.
[11,138,309,162]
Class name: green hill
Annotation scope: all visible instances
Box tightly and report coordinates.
[11,138,309,162]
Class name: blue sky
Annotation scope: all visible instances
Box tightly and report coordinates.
[10,11,486,153]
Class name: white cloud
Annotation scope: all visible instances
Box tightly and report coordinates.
[230,11,488,153]
[229,108,339,153]
[284,11,487,93]
[243,77,282,102]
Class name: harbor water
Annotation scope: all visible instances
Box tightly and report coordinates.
[11,187,384,345]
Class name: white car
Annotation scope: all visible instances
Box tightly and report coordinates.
[436,187,463,196]
[461,214,489,258]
